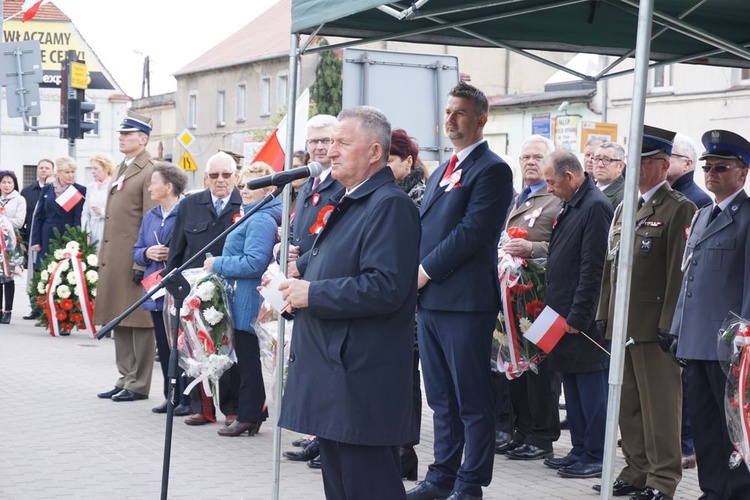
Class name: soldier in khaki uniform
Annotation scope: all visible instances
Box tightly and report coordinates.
[95,111,158,402]
[595,126,697,500]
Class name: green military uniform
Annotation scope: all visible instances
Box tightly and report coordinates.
[597,182,697,496]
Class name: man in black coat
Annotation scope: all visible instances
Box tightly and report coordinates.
[278,106,420,499]
[167,151,243,424]
[20,158,53,320]
[542,149,613,478]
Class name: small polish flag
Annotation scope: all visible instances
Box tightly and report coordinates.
[253,88,310,172]
[21,0,50,22]
[56,185,84,212]
[523,306,567,353]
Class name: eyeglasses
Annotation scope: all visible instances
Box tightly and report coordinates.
[671,154,690,160]
[207,172,234,180]
[307,138,332,146]
[592,157,622,165]
[519,154,545,162]
[701,164,744,173]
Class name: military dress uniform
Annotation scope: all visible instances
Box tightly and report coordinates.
[598,182,696,496]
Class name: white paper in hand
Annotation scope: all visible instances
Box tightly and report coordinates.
[259,272,294,319]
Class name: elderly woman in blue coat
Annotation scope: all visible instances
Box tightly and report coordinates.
[203,161,282,437]
[133,162,190,415]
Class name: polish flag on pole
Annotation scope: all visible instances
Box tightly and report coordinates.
[56,185,84,212]
[523,306,567,353]
[21,0,50,22]
[253,88,310,172]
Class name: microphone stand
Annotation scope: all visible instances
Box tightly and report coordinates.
[95,186,283,500]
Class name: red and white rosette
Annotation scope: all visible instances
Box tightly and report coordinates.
[45,250,96,337]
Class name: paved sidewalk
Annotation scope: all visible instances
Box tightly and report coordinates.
[1,276,701,499]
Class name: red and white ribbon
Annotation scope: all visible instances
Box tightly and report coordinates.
[0,230,10,278]
[45,250,96,337]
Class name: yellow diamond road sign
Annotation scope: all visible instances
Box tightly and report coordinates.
[178,128,195,150]
[179,151,198,171]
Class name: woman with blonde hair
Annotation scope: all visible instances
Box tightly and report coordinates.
[30,156,86,269]
[203,161,281,437]
[81,153,113,253]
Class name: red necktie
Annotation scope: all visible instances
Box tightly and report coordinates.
[441,154,458,183]
[312,176,320,191]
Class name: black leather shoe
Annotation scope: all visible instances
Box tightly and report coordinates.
[494,439,522,455]
[446,492,482,500]
[306,456,321,469]
[283,439,320,461]
[544,453,580,469]
[152,401,168,413]
[506,444,553,461]
[292,437,312,448]
[557,461,602,478]
[97,387,122,399]
[173,404,191,416]
[0,312,11,324]
[630,487,672,500]
[405,480,453,500]
[593,479,641,496]
[22,311,38,320]
[111,390,148,402]
[494,430,512,447]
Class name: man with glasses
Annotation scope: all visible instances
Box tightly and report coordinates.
[286,114,342,280]
[669,129,750,499]
[167,151,243,425]
[495,135,562,464]
[595,125,696,500]
[592,141,626,209]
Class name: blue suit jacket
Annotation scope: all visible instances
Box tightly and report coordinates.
[671,190,750,361]
[279,167,420,446]
[418,141,513,312]
[31,182,86,266]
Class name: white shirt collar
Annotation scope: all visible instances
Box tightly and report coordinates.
[640,180,667,203]
[716,188,745,211]
[453,139,486,166]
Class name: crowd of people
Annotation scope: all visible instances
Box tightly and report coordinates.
[11,84,750,500]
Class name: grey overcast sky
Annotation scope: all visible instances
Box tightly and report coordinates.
[53,0,279,97]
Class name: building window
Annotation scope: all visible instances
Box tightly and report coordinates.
[260,76,271,117]
[84,111,100,137]
[651,64,673,92]
[236,83,247,122]
[736,68,750,86]
[23,165,36,187]
[217,91,226,127]
[277,73,288,113]
[23,115,38,132]
[188,92,198,129]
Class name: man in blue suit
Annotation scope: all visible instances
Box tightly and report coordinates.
[407,82,513,500]
[669,129,750,500]
[278,106,420,499]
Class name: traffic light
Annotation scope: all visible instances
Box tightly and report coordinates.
[67,96,96,139]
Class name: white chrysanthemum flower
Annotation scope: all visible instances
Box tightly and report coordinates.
[65,241,80,252]
[56,285,71,299]
[40,270,49,282]
[203,306,224,326]
[494,330,509,347]
[58,260,70,272]
[54,249,65,260]
[86,270,98,283]
[86,254,98,267]
[91,287,97,297]
[519,317,533,334]
[37,282,46,294]
[66,271,77,285]
[47,262,57,273]
[196,281,216,301]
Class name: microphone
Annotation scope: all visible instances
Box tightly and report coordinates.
[247,162,324,190]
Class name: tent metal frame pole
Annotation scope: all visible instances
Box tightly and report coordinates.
[600,0,654,497]
[271,32,301,500]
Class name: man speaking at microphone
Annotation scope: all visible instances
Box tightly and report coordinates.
[278,106,420,499]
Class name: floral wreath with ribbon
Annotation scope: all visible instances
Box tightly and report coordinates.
[719,313,750,473]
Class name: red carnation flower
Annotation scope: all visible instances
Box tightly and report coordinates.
[56,310,68,321]
[60,298,74,311]
[525,300,544,319]
[507,226,528,239]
